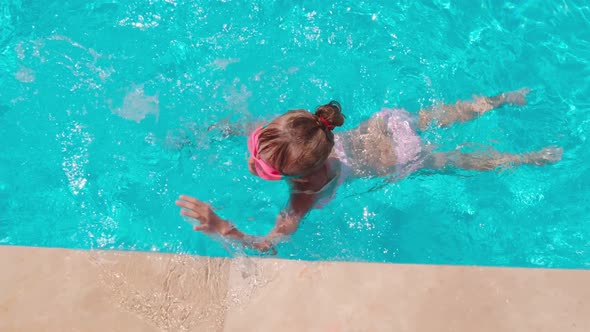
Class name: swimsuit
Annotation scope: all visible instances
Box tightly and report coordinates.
[294,108,424,208]
[375,108,424,178]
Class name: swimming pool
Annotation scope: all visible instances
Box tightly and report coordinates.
[1,0,589,268]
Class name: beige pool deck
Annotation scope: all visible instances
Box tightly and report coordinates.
[0,246,589,332]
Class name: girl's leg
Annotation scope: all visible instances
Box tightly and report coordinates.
[418,88,530,130]
[423,146,562,172]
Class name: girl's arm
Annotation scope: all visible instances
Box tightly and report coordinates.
[175,192,316,253]
[207,117,266,137]
[207,109,306,137]
[268,191,316,237]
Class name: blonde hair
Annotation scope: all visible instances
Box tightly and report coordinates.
[258,101,345,176]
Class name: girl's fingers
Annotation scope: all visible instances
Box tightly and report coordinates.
[180,209,203,220]
[177,196,213,232]
[176,200,202,212]
[179,195,206,207]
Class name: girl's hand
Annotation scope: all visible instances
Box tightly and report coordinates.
[176,195,279,255]
[175,195,231,235]
[253,238,278,255]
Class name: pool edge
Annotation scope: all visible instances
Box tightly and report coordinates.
[1,245,588,331]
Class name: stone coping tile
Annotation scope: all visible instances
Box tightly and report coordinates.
[1,246,588,332]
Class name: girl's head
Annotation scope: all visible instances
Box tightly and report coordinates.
[248,101,345,180]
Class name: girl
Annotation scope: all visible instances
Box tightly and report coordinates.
[176,88,562,253]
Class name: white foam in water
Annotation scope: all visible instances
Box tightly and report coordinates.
[59,121,92,196]
[112,85,160,123]
[15,66,34,83]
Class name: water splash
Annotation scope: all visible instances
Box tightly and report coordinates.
[111,85,160,123]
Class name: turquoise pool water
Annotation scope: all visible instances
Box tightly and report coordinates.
[1,0,589,268]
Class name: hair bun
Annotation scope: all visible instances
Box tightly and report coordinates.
[314,100,345,130]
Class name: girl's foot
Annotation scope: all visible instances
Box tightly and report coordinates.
[502,87,530,106]
[523,147,563,165]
